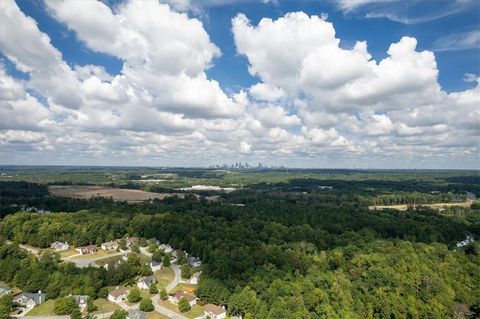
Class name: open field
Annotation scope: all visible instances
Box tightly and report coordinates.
[157,300,204,319]
[368,200,474,211]
[26,300,56,316]
[154,267,175,290]
[170,283,197,294]
[92,298,120,314]
[146,312,171,319]
[69,249,118,260]
[49,185,182,203]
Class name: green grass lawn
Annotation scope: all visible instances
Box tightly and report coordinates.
[26,300,56,316]
[154,267,174,290]
[124,285,152,306]
[171,283,197,294]
[146,311,171,319]
[71,249,117,260]
[92,298,120,314]
[157,300,204,319]
[58,247,79,258]
[95,255,122,266]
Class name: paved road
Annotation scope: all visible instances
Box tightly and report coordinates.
[166,264,181,292]
[114,262,187,319]
[139,247,153,257]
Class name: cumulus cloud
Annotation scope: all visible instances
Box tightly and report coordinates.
[0,1,478,168]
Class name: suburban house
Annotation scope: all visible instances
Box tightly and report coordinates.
[188,256,202,267]
[50,241,69,251]
[126,237,139,247]
[101,241,118,250]
[159,244,173,254]
[169,291,196,306]
[149,261,162,272]
[127,309,147,319]
[0,286,11,297]
[147,238,160,246]
[108,287,129,303]
[76,245,97,255]
[203,304,227,319]
[457,235,475,248]
[13,291,46,308]
[137,275,156,290]
[189,272,201,285]
[72,295,89,312]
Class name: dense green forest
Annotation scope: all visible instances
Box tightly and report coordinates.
[1,168,479,318]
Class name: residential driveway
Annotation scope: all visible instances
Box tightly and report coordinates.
[139,247,152,257]
[166,264,181,292]
[151,295,187,319]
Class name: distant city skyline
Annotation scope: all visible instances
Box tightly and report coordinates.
[0,0,479,169]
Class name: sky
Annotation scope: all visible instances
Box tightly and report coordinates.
[0,0,479,169]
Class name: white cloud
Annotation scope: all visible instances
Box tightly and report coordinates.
[249,83,285,102]
[0,2,478,168]
[433,30,480,51]
[0,0,83,109]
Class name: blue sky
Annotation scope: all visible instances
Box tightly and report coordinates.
[0,0,479,168]
[12,0,479,93]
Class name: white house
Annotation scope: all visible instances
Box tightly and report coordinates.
[72,295,89,312]
[13,291,45,308]
[149,261,162,272]
[159,244,173,254]
[137,275,156,290]
[101,241,118,250]
[76,245,97,255]
[0,286,11,297]
[188,256,202,267]
[457,235,475,248]
[51,241,69,251]
[108,287,129,303]
[169,291,196,306]
[203,304,226,319]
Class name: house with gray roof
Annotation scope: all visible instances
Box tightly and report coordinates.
[137,275,156,290]
[127,309,147,319]
[13,291,45,308]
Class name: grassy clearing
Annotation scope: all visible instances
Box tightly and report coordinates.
[58,248,79,258]
[157,300,204,319]
[96,255,122,266]
[146,311,171,319]
[92,298,120,314]
[154,267,174,290]
[70,249,117,260]
[171,283,197,294]
[26,300,56,316]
